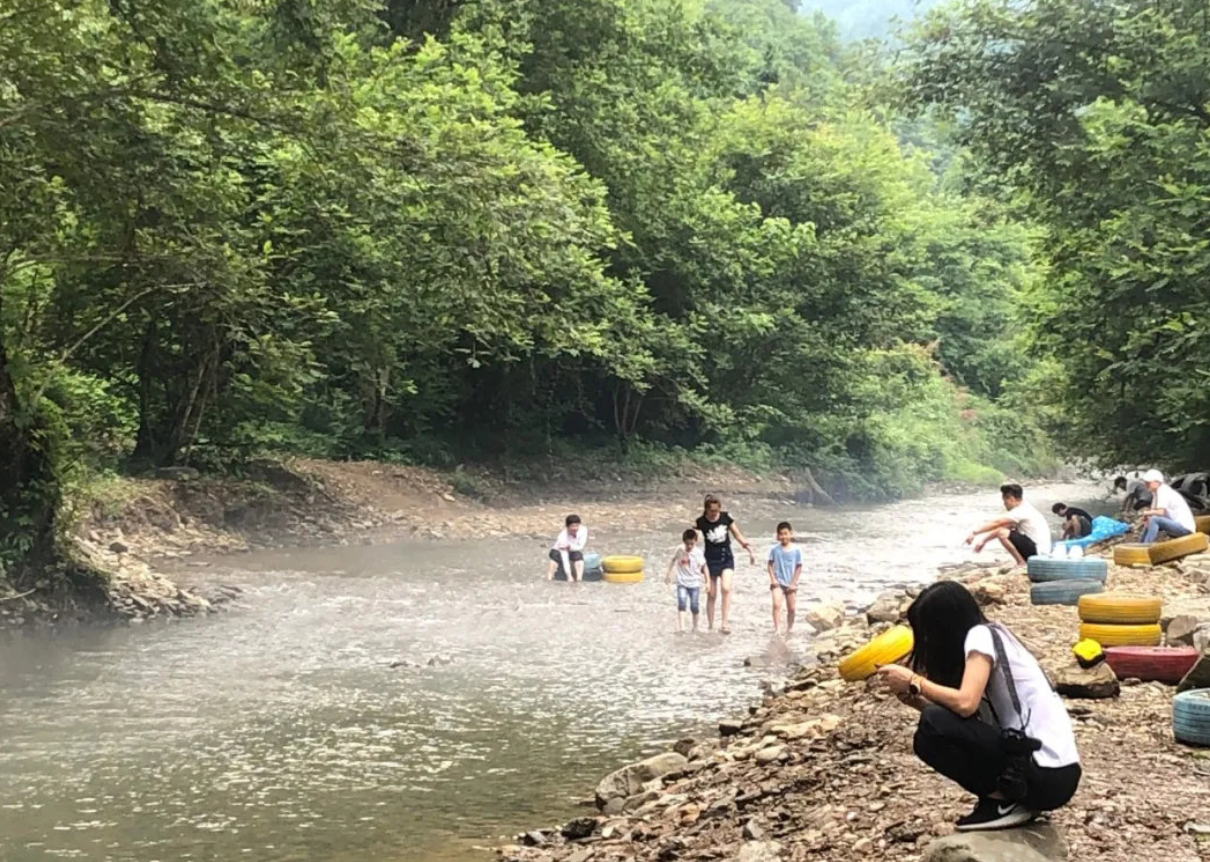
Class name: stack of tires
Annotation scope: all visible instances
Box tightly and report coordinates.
[1076,594,1163,646]
[601,555,644,584]
[1027,557,1107,606]
[838,626,914,682]
[1148,532,1210,565]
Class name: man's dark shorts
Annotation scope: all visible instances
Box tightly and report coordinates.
[1008,531,1038,560]
[1072,515,1092,538]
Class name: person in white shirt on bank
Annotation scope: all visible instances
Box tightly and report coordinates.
[1139,469,1196,544]
[877,581,1081,831]
[964,483,1052,565]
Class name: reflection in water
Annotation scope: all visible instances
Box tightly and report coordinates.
[0,482,1106,861]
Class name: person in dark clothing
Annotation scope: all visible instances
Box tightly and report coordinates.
[694,494,756,635]
[1113,475,1152,513]
[876,582,1081,832]
[1051,503,1093,540]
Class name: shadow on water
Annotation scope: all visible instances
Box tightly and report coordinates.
[0,481,1110,861]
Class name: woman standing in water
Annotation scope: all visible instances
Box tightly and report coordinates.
[695,494,756,634]
[877,581,1081,831]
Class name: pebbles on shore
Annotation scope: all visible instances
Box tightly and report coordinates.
[501,557,1210,862]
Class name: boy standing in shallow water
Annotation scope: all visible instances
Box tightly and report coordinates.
[767,521,802,635]
[665,529,707,633]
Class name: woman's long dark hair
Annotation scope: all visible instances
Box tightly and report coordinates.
[907,581,987,688]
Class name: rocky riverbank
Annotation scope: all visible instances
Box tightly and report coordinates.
[500,549,1210,862]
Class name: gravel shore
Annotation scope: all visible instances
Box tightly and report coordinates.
[500,551,1210,862]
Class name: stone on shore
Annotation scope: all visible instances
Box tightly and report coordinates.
[864,592,905,624]
[1166,614,1202,646]
[734,841,783,862]
[922,822,1067,861]
[803,600,845,632]
[595,752,687,809]
[1053,662,1119,699]
[1177,654,1210,694]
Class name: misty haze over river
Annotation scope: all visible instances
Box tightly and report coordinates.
[0,482,1107,862]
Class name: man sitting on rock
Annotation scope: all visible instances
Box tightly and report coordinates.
[1139,469,1196,545]
[964,484,1052,566]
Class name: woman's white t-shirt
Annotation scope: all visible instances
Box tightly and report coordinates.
[964,624,1079,769]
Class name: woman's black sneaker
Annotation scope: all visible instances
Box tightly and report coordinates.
[956,799,1035,832]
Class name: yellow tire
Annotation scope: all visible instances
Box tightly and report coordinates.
[1077,622,1162,647]
[839,625,914,682]
[1196,515,1210,534]
[1077,593,1162,625]
[602,555,644,574]
[1148,532,1209,565]
[603,570,644,584]
[1113,544,1152,567]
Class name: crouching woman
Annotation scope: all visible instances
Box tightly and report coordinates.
[876,581,1081,831]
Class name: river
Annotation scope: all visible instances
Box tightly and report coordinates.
[0,481,1108,862]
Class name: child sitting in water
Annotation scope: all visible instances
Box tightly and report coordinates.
[665,529,707,634]
[547,514,588,581]
[767,521,802,636]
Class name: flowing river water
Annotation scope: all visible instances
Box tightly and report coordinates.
[0,481,1108,862]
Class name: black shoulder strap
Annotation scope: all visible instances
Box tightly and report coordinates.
[987,624,1031,732]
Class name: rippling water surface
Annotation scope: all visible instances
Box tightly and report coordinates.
[0,482,1106,861]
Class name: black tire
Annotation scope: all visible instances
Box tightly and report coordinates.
[1026,557,1108,583]
[1030,579,1105,606]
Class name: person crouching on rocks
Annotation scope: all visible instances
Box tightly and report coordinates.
[876,581,1081,831]
[964,483,1052,566]
[547,514,588,581]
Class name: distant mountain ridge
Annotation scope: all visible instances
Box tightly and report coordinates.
[797,0,943,39]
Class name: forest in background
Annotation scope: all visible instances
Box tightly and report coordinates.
[5,0,1204,583]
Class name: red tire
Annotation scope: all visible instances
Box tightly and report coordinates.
[1103,646,1199,685]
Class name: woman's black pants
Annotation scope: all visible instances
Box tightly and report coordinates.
[913,705,1081,811]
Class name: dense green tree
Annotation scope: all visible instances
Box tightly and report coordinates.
[903,0,1210,469]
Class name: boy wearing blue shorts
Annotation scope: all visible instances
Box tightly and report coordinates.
[665,529,707,634]
[767,521,802,635]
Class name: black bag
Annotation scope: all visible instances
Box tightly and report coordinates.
[985,625,1043,801]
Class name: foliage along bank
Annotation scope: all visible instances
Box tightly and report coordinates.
[0,0,1055,583]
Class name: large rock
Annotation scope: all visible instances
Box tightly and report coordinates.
[1054,662,1120,699]
[1178,654,1210,694]
[734,841,783,862]
[803,601,845,632]
[865,592,904,624]
[594,752,687,809]
[1167,615,1202,646]
[922,821,1067,861]
[1163,597,1210,628]
[769,714,842,740]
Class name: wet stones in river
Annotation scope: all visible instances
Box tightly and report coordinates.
[864,591,907,624]
[922,820,1067,861]
[594,752,688,811]
[802,600,845,632]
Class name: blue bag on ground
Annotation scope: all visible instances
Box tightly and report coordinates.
[1054,516,1129,553]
